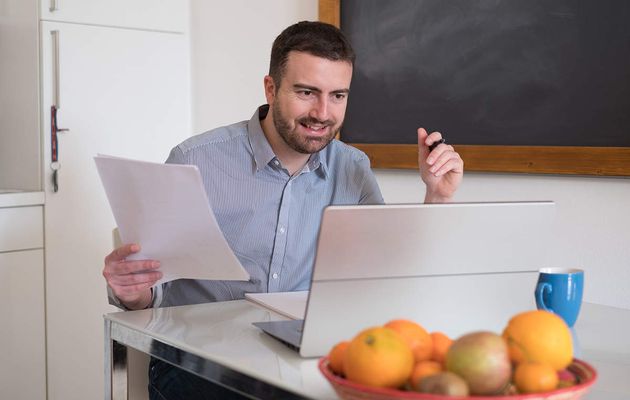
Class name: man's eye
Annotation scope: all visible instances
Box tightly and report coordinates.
[332,93,347,102]
[299,90,312,96]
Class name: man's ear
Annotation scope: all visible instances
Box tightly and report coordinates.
[264,75,276,105]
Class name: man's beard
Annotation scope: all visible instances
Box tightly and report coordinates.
[272,103,339,154]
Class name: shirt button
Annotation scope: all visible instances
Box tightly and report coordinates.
[272,273,279,279]
[279,226,286,234]
[274,160,280,166]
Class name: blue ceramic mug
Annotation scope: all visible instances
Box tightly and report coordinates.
[535,268,584,327]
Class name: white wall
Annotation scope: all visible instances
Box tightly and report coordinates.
[190,0,318,132]
[375,170,630,309]
[190,1,630,309]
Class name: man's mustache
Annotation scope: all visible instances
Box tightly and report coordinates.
[298,117,335,127]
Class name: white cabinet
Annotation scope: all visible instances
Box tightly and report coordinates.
[0,206,44,252]
[0,210,45,400]
[0,250,46,400]
[0,198,46,400]
[0,0,40,191]
[40,0,188,32]
[1,1,191,398]
[40,18,190,400]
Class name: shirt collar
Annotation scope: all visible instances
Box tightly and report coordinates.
[247,105,277,172]
[247,105,329,178]
[310,146,328,178]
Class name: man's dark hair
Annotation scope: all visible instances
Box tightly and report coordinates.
[269,21,355,89]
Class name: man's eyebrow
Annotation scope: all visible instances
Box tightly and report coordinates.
[293,84,350,94]
[293,84,322,93]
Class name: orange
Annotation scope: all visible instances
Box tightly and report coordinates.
[328,341,349,375]
[514,362,559,393]
[344,326,414,388]
[502,310,573,370]
[408,360,443,390]
[430,331,453,365]
[384,319,433,363]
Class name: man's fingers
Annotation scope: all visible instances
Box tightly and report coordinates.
[417,127,428,141]
[104,243,140,264]
[418,128,446,161]
[108,270,163,287]
[426,144,453,166]
[102,243,159,307]
[424,131,443,147]
[428,146,458,172]
[104,259,160,276]
[432,153,464,177]
[417,128,429,161]
[426,131,443,147]
[112,281,156,298]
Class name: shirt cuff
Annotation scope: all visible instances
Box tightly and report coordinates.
[107,284,162,311]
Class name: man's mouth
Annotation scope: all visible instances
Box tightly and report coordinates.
[301,122,327,132]
[299,119,333,136]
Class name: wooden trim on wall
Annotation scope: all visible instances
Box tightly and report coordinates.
[319,0,341,28]
[350,144,630,176]
[319,0,630,176]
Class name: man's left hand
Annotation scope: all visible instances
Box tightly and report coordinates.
[417,127,464,203]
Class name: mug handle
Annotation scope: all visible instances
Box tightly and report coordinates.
[536,282,553,311]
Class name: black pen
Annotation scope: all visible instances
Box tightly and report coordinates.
[429,138,446,152]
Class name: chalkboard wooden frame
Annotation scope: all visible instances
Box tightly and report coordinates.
[319,0,630,176]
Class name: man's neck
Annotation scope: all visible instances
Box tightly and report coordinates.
[261,111,310,176]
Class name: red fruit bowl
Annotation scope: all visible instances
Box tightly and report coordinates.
[318,357,597,400]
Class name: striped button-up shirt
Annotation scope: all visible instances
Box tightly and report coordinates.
[152,105,383,307]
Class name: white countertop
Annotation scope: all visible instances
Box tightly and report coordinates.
[107,300,336,399]
[105,301,630,399]
[0,191,45,208]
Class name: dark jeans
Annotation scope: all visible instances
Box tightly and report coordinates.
[148,357,249,400]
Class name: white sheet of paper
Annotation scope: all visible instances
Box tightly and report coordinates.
[245,291,309,320]
[94,154,250,285]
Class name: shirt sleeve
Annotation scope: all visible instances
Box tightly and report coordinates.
[358,156,385,205]
[165,145,187,165]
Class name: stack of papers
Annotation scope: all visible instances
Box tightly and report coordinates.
[94,154,250,285]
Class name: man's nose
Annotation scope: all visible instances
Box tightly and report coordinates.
[309,97,329,122]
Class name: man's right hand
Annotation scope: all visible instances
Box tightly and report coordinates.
[103,243,162,310]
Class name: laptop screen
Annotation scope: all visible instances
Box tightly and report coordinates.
[297,201,555,357]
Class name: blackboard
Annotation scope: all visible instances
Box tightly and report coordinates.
[319,0,630,176]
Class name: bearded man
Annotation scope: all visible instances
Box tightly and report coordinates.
[103,21,463,400]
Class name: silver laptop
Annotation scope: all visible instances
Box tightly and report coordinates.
[253,201,555,357]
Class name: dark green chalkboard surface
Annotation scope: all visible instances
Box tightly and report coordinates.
[320,0,630,176]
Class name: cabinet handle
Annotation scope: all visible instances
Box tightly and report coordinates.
[49,0,57,12]
[51,30,61,108]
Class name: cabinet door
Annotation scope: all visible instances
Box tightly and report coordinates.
[41,21,190,400]
[0,249,46,400]
[40,0,188,33]
[0,206,43,252]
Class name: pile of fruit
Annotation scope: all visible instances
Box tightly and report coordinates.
[325,310,579,396]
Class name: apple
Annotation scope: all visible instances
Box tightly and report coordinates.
[445,331,512,395]
[418,371,469,396]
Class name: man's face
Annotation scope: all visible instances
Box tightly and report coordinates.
[266,51,353,154]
